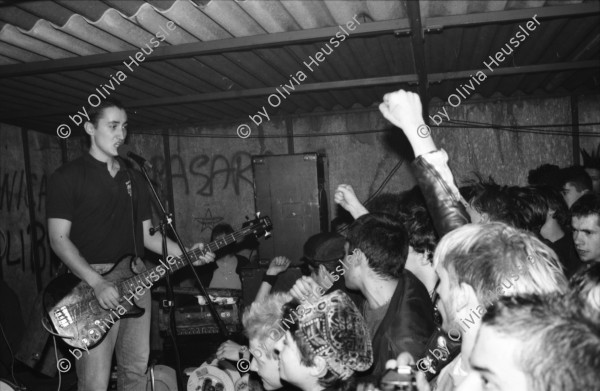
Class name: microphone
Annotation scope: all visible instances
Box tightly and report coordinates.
[117,144,153,170]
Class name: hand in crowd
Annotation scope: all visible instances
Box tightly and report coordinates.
[334,184,369,219]
[189,243,216,266]
[216,340,243,362]
[289,276,325,305]
[266,256,291,276]
[313,264,335,290]
[379,89,437,157]
[91,277,121,310]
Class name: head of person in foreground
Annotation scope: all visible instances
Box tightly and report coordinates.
[242,292,292,390]
[433,222,568,337]
[457,294,600,391]
[274,290,373,391]
[571,192,600,263]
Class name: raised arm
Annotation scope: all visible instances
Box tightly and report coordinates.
[379,90,469,236]
[334,184,369,219]
[254,256,291,303]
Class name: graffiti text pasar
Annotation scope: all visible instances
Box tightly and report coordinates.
[150,151,252,197]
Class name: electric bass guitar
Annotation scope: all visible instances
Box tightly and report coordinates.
[43,215,272,350]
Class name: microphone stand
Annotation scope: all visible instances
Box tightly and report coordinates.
[137,163,230,390]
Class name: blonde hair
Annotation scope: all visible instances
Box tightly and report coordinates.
[433,223,567,304]
[242,292,292,358]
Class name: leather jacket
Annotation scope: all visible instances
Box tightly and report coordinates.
[410,149,469,389]
[411,150,470,236]
[361,270,435,380]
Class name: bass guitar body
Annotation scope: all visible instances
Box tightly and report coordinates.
[43,255,143,351]
[43,214,273,352]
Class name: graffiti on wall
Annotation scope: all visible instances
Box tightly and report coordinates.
[149,151,253,197]
[0,222,57,278]
[0,170,47,212]
[0,169,57,278]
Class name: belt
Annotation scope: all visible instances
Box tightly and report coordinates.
[90,263,114,274]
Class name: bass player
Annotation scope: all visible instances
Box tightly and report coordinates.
[47,99,215,391]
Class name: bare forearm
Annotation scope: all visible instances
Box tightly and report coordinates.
[254,282,272,303]
[50,237,103,286]
[144,233,184,257]
[402,121,438,158]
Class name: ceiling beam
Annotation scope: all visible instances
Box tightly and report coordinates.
[427,60,599,82]
[2,60,597,121]
[425,2,600,30]
[405,0,429,120]
[0,3,597,78]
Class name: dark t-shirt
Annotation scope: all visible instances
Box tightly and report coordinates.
[47,154,151,264]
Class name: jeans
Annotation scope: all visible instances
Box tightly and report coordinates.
[76,261,150,391]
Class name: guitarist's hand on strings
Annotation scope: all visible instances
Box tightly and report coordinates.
[89,274,121,310]
[188,242,216,266]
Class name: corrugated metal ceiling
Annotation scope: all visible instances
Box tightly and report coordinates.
[0,0,598,135]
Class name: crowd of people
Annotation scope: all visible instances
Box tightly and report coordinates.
[44,89,599,390]
[217,90,600,391]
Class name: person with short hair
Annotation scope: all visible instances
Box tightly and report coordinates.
[457,295,600,391]
[571,193,600,264]
[378,89,568,391]
[465,179,524,228]
[527,163,561,188]
[365,188,440,297]
[239,292,294,391]
[47,99,214,390]
[274,290,373,391]
[291,207,435,379]
[559,166,592,207]
[198,222,249,290]
[507,185,582,276]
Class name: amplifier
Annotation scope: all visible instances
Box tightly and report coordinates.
[171,324,243,336]
[155,287,242,336]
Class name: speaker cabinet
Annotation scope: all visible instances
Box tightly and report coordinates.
[252,153,329,265]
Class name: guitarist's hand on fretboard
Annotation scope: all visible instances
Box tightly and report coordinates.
[187,242,216,266]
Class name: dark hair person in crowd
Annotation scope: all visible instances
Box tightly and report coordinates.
[378,89,569,391]
[570,192,600,264]
[559,165,593,208]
